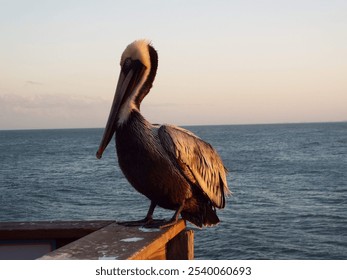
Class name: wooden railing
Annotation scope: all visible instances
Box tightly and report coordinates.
[0,220,193,260]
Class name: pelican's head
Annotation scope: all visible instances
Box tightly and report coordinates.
[96,39,158,159]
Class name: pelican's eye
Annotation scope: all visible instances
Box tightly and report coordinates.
[122,58,133,74]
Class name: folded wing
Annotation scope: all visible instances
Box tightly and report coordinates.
[158,125,230,208]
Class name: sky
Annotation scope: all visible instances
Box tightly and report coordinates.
[1,0,346,129]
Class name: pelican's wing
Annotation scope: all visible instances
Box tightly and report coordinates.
[158,125,230,208]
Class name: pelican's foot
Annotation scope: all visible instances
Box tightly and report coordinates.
[144,218,178,229]
[118,218,166,227]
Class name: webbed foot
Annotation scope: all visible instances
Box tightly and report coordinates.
[117,217,166,227]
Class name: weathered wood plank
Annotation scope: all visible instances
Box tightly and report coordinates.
[0,221,115,259]
[128,220,186,260]
[38,220,187,260]
[186,230,194,260]
[166,229,194,260]
[0,220,114,240]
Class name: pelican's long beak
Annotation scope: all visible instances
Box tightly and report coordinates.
[96,62,145,159]
[96,71,129,159]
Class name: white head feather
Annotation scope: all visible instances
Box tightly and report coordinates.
[117,39,152,126]
[120,39,151,68]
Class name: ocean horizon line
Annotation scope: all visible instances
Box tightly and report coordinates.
[0,120,346,132]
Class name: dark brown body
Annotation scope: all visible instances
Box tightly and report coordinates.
[116,112,205,216]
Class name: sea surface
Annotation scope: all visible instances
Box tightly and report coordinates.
[0,122,346,259]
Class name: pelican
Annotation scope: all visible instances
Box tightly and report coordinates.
[96,40,230,228]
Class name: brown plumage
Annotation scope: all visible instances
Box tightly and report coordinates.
[96,40,231,228]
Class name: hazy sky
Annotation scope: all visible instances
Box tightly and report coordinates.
[1,0,346,129]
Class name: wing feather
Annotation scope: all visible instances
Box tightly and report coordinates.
[158,125,230,208]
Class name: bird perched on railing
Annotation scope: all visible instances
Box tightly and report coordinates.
[97,40,230,228]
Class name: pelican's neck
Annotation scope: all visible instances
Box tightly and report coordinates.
[117,44,158,128]
[117,101,140,128]
[116,110,154,150]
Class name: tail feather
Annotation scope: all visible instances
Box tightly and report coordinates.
[181,204,220,228]
[204,206,220,226]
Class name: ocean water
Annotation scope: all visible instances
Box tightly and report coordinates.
[0,122,346,259]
